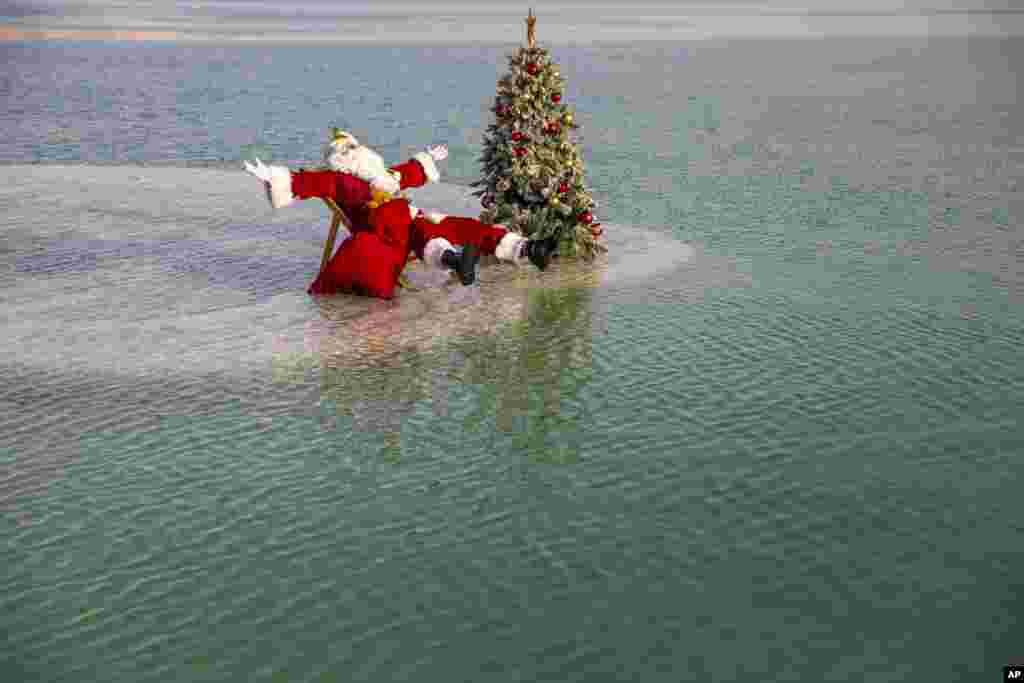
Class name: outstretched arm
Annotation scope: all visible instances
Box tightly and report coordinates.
[244,158,370,209]
[389,144,447,191]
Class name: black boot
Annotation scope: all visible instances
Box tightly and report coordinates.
[522,237,558,271]
[441,245,480,285]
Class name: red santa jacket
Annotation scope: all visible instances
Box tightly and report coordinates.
[285,157,434,246]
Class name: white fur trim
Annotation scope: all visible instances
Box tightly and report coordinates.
[413,152,440,183]
[495,232,528,263]
[425,211,447,224]
[423,237,454,269]
[267,166,294,209]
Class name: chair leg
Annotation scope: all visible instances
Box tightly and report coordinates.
[319,197,352,275]
[320,213,341,274]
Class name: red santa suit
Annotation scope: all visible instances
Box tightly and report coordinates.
[260,135,530,299]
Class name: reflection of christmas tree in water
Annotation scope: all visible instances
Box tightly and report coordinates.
[284,280,601,463]
[473,9,607,261]
[454,287,596,462]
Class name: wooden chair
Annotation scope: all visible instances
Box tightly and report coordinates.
[318,197,349,275]
[319,197,415,290]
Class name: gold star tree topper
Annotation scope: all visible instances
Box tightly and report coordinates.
[526,8,537,48]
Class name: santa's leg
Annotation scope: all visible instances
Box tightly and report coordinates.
[410,215,559,275]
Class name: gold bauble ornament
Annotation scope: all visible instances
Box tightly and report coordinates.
[563,112,573,124]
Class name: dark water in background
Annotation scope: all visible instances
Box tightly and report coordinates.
[2,38,1023,681]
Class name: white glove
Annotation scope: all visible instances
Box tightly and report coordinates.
[244,157,292,208]
[426,144,448,162]
[243,157,273,183]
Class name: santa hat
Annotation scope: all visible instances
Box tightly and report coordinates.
[328,127,357,148]
[323,127,358,161]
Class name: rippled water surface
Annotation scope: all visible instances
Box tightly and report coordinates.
[2,38,1023,682]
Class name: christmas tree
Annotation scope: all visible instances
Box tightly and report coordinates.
[472,9,607,260]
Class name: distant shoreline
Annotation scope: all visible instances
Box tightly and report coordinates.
[0,35,1012,48]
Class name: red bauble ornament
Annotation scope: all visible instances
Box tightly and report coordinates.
[514,147,528,158]
[579,211,593,224]
[558,182,569,194]
[526,63,539,75]
[546,122,561,135]
[511,131,524,142]
[552,93,562,103]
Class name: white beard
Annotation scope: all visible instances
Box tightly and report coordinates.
[323,142,400,193]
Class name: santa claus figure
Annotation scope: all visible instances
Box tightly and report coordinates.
[243,129,558,299]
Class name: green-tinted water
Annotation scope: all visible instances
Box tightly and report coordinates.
[3,38,1023,681]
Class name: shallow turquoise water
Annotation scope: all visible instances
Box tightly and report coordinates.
[3,38,1023,681]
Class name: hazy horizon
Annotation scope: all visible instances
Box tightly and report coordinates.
[2,0,1023,43]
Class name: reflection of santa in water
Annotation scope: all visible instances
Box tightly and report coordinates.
[244,129,559,299]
